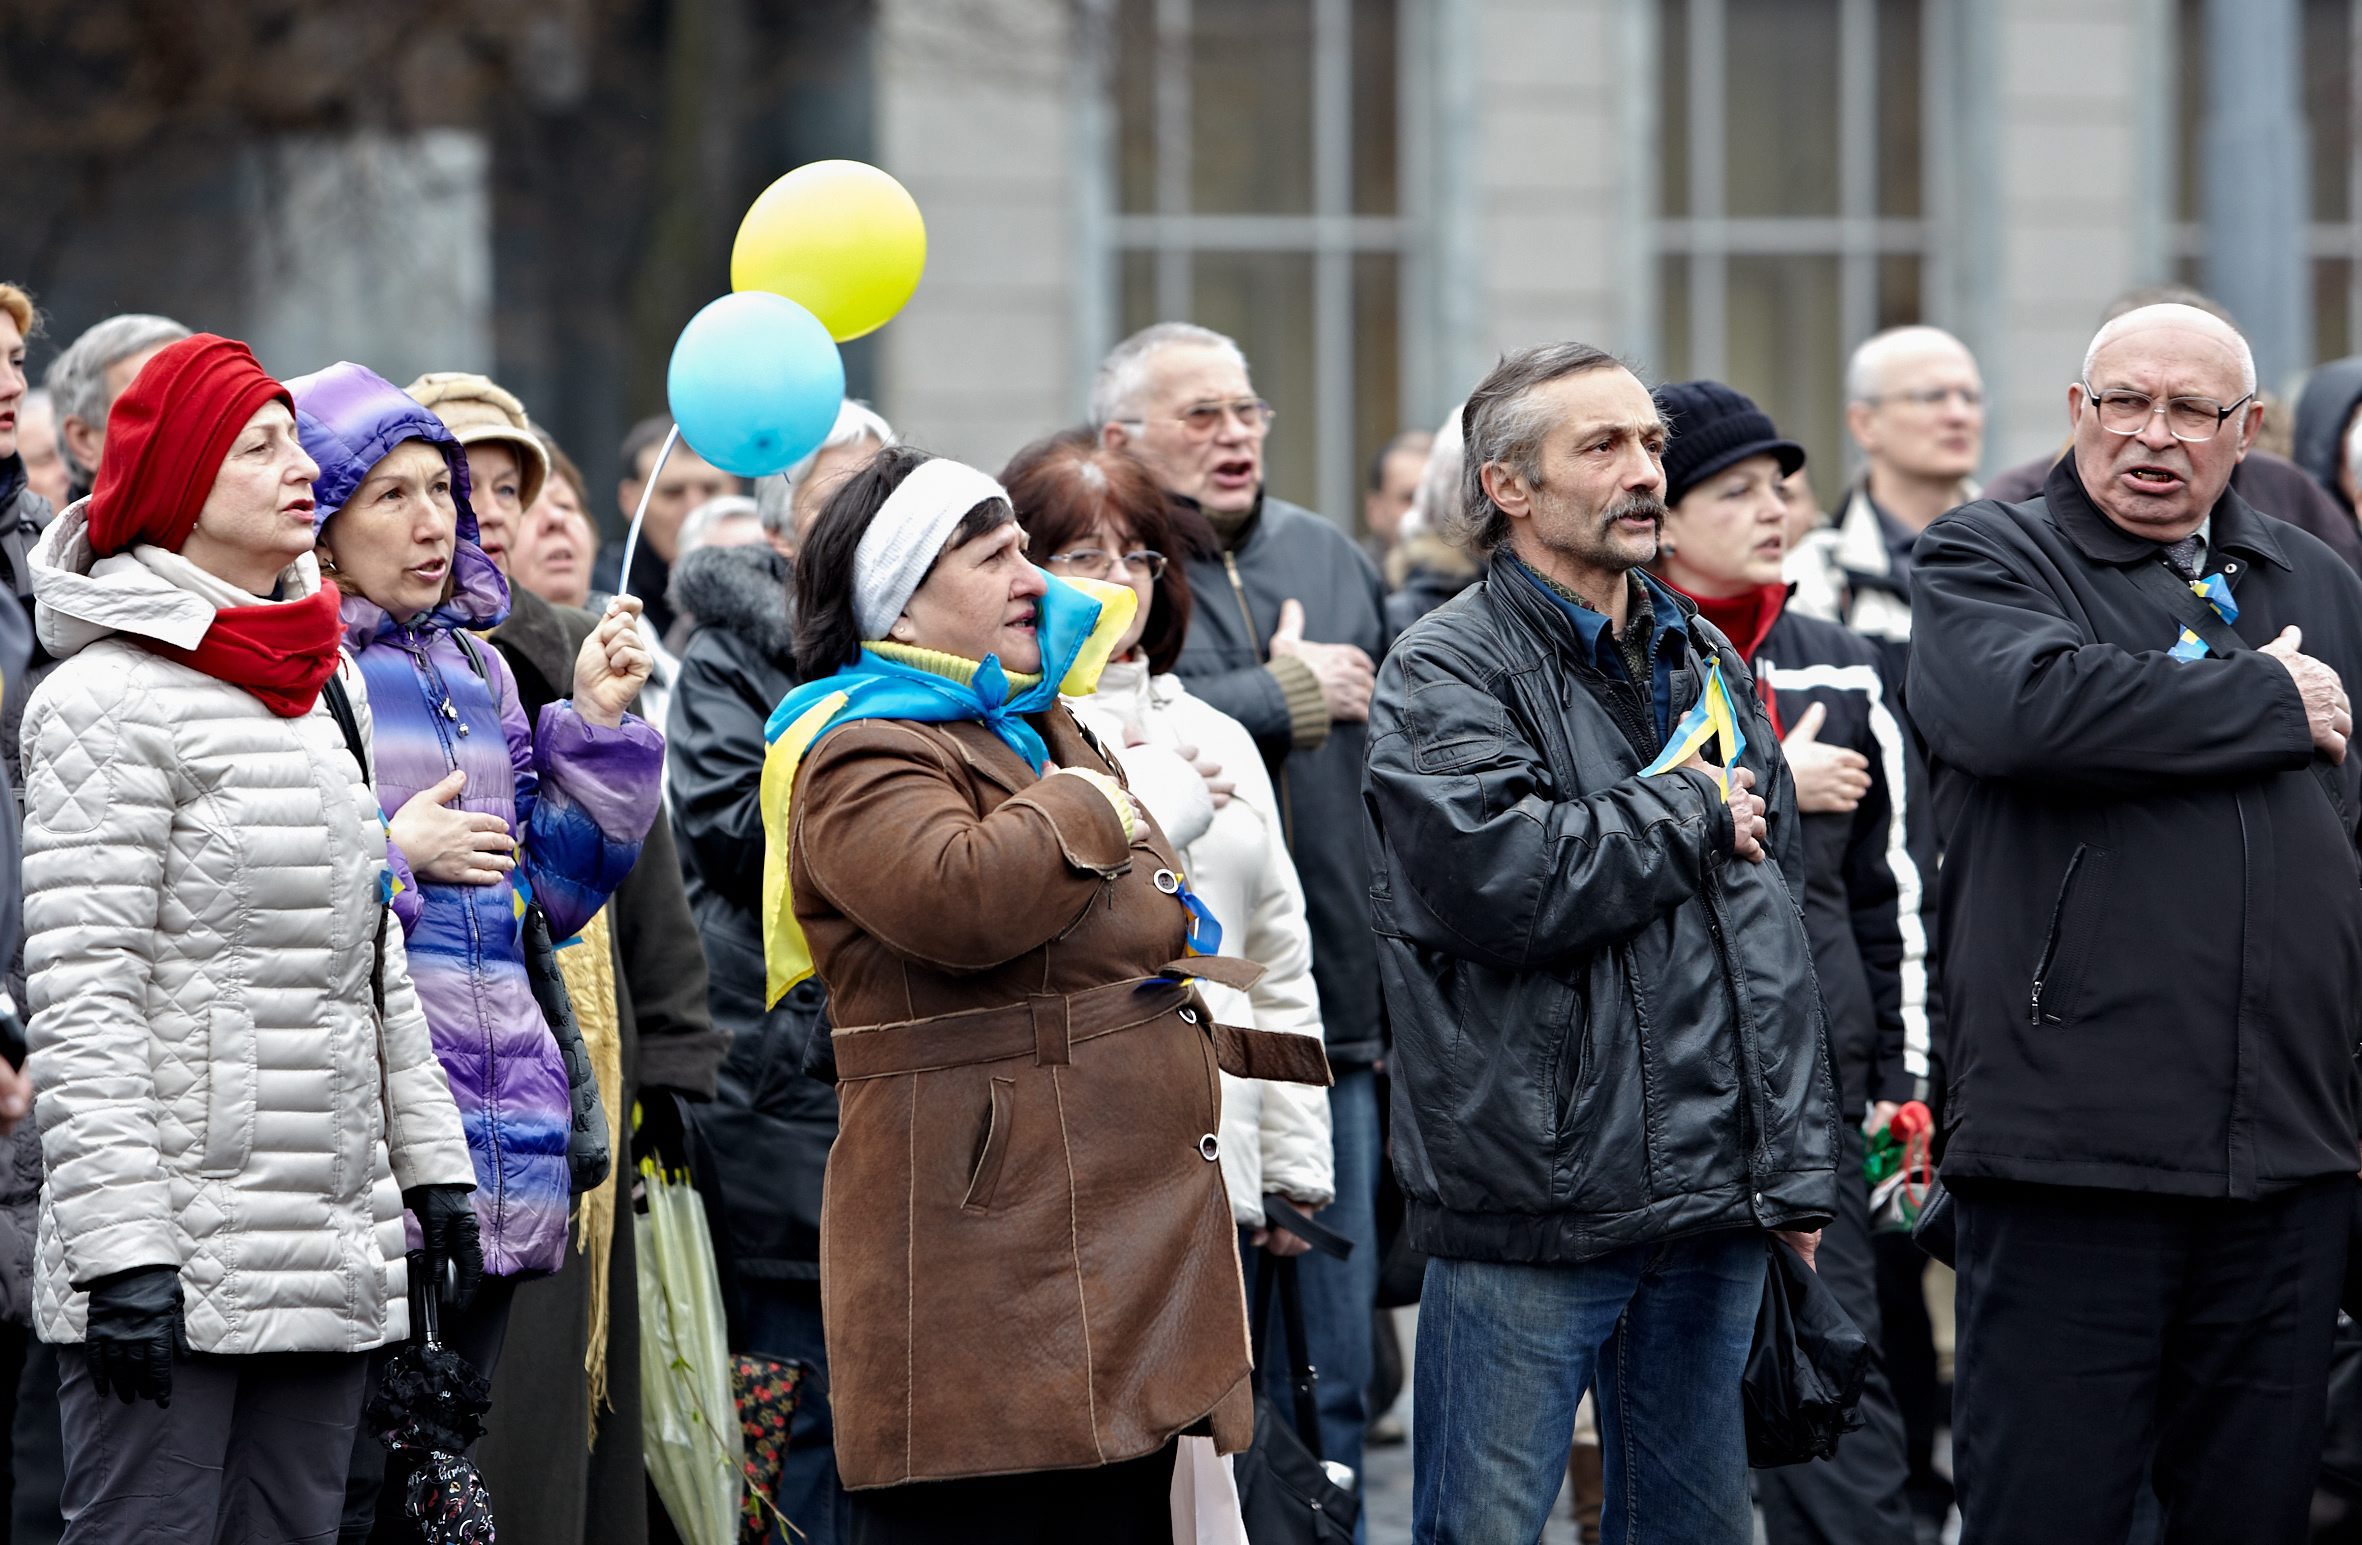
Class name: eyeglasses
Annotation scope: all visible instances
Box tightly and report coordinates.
[1044,547,1169,580]
[1865,385,1985,411]
[1119,399,1276,439]
[2080,383,2255,443]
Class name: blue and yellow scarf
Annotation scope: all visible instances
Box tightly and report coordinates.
[758,572,1137,1005]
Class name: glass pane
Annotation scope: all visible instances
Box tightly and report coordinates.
[1658,253,1694,381]
[1352,0,1401,214]
[1726,0,1840,217]
[1191,0,1315,214]
[1194,252,1318,507]
[2319,256,2354,363]
[1115,0,1158,215]
[1877,0,1924,218]
[1355,252,1405,532]
[1727,255,1844,494]
[1878,253,1924,333]
[1120,249,1159,337]
[1660,0,1691,217]
[2177,0,2204,223]
[2306,0,2352,222]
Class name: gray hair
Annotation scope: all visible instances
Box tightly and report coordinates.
[43,313,192,481]
[1089,321,1251,427]
[2080,302,2257,399]
[1844,325,1975,404]
[1402,404,1464,540]
[754,399,897,540]
[675,494,763,559]
[1457,342,1626,553]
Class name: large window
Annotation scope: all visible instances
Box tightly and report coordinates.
[1652,0,1938,485]
[1099,0,1409,528]
[2172,0,2362,365]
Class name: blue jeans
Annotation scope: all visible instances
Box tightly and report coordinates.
[1412,1230,1766,1545]
[1242,1066,1380,1545]
[742,1282,851,1545]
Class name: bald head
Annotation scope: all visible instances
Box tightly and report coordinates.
[1844,326,1984,503]
[2081,303,2256,400]
[1845,326,1977,405]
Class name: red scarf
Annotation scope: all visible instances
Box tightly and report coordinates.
[1668,580,1788,736]
[145,580,348,718]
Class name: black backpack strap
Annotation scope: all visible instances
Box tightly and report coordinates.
[323,670,371,782]
[321,669,390,1014]
[2122,557,2248,659]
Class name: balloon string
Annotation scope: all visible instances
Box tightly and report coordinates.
[615,423,683,601]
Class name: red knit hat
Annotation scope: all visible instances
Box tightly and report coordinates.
[84,334,293,558]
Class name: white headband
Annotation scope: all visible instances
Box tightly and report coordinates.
[853,458,1012,640]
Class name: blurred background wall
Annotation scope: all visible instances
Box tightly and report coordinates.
[4,0,2351,531]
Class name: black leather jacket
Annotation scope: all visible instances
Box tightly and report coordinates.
[1363,556,1839,1264]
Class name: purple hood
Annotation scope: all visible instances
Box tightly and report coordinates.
[287,361,511,640]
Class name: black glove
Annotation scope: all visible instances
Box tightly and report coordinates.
[81,1264,184,1408]
[405,1184,484,1308]
[632,1087,691,1174]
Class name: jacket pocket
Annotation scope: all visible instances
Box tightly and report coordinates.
[961,1077,1017,1213]
[2030,845,2111,1027]
[200,1001,258,1178]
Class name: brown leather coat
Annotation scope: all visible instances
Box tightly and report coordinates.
[792,707,1327,1489]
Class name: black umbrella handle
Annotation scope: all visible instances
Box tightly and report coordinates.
[417,1255,452,1350]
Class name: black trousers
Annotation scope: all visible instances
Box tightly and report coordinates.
[58,1345,370,1545]
[847,1443,1175,1545]
[1952,1176,2350,1545]
[1756,1123,1917,1545]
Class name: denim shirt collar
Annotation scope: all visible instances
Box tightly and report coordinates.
[1508,556,1686,672]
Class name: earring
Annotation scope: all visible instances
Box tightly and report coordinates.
[891,619,915,641]
[319,553,339,574]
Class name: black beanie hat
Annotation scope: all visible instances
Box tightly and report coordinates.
[1654,380,1805,508]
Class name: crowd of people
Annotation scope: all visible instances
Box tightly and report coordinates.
[0,268,2359,1545]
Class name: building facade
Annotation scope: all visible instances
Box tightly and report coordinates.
[874,0,2362,523]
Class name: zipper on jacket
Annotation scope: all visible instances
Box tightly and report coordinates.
[407,628,507,1244]
[2028,846,2089,1026]
[1223,549,1298,845]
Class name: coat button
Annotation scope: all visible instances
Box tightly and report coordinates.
[1199,1134,1221,1161]
[1179,1007,1199,1024]
[1153,869,1180,894]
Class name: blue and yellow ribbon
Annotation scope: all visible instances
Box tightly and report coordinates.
[2166,572,2238,661]
[758,572,1138,1006]
[1637,658,1750,794]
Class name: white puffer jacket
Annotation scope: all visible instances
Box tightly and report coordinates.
[1066,660,1334,1227]
[21,503,475,1354]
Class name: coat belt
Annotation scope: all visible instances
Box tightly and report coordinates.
[831,956,1332,1088]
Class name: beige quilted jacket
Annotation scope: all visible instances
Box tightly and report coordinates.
[20,505,475,1354]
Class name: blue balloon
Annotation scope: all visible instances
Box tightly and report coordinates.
[666,292,845,478]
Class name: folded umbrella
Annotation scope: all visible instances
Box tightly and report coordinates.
[639,1153,744,1545]
[368,1257,498,1543]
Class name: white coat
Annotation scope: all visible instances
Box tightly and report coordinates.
[21,506,474,1354]
[1066,659,1334,1227]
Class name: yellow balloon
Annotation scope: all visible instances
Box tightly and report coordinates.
[730,161,927,342]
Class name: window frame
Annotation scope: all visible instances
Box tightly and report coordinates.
[2165,0,2362,362]
[1647,0,1951,474]
[1073,0,1418,527]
